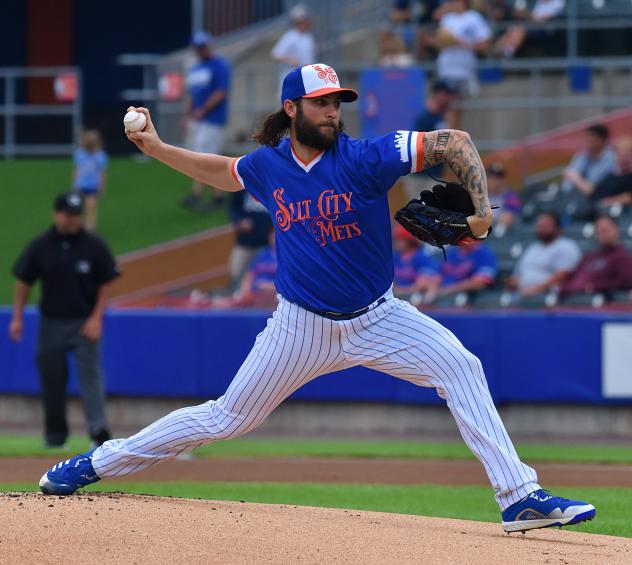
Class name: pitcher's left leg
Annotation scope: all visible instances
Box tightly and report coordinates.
[343,298,539,510]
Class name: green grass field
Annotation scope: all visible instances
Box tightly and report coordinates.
[2,482,629,537]
[2,435,632,464]
[3,436,630,537]
[0,158,228,304]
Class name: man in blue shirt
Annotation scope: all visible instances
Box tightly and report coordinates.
[181,31,231,211]
[227,190,273,288]
[392,224,440,303]
[438,242,498,298]
[232,230,278,308]
[41,64,596,535]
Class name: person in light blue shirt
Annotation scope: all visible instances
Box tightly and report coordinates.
[181,31,232,211]
[562,124,616,196]
[72,130,108,231]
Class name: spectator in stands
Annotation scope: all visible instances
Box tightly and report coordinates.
[405,80,458,196]
[232,230,278,308]
[391,0,442,24]
[493,0,565,58]
[486,162,521,230]
[562,124,616,197]
[378,29,416,67]
[487,1,522,58]
[392,224,441,302]
[72,129,108,231]
[590,136,632,208]
[228,190,273,288]
[437,241,498,298]
[561,215,632,298]
[508,212,581,296]
[530,0,565,21]
[432,0,492,98]
[482,0,515,23]
[181,31,231,211]
[271,5,316,93]
[390,0,443,60]
[9,193,119,448]
[413,80,458,137]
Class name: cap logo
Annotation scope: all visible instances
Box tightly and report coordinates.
[312,65,338,86]
[281,63,357,105]
[68,194,81,206]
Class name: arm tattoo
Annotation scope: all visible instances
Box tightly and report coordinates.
[422,129,491,219]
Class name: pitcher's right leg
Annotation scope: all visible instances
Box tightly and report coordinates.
[40,298,346,493]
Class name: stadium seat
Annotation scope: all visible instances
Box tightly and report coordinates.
[471,290,515,309]
[512,223,535,241]
[520,183,564,222]
[599,202,628,219]
[487,236,527,278]
[576,239,596,253]
[521,201,539,223]
[560,293,606,308]
[578,0,632,17]
[562,222,593,240]
[431,292,471,309]
[517,292,559,309]
[609,290,631,301]
[607,291,632,309]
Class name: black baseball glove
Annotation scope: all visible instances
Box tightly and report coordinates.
[394,182,491,254]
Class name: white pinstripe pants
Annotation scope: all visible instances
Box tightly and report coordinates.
[93,290,539,510]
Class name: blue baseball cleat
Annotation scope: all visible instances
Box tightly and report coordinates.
[39,449,101,495]
[502,489,596,533]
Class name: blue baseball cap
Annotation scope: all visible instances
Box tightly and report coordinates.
[281,64,358,106]
[190,31,213,47]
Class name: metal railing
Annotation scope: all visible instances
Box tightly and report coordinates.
[456,56,632,151]
[191,0,285,37]
[191,0,389,64]
[222,56,632,151]
[0,67,82,158]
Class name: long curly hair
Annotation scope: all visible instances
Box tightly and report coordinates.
[252,101,346,147]
[252,106,293,147]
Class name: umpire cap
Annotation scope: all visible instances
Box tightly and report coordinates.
[54,192,84,215]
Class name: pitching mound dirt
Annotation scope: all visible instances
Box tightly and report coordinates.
[1,492,630,565]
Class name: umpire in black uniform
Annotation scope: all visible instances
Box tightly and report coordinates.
[9,193,120,448]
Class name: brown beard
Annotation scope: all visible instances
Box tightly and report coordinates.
[294,103,343,150]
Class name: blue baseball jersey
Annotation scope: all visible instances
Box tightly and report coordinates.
[440,244,498,286]
[233,130,426,312]
[73,149,108,192]
[186,56,230,125]
[393,249,439,287]
[249,247,278,291]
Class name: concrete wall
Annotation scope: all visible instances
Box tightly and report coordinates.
[3,395,632,441]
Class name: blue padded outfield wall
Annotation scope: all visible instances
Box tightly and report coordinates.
[1,308,632,405]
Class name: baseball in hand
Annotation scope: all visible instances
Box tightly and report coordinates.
[123,110,147,133]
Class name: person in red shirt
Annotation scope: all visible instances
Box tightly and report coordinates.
[562,215,632,297]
